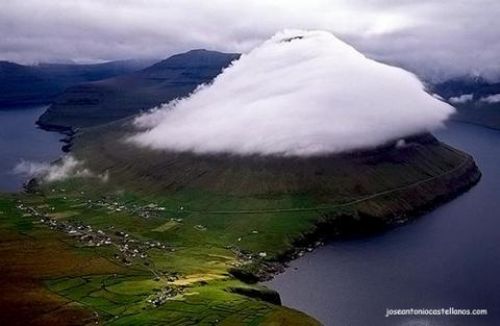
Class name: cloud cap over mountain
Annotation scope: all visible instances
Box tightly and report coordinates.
[131,30,454,156]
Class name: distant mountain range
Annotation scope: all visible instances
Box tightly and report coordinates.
[3,51,499,132]
[431,76,500,130]
[0,60,155,108]
[37,50,240,130]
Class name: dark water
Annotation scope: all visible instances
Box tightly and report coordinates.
[266,122,500,326]
[0,106,63,192]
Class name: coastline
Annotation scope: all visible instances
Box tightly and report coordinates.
[259,121,500,326]
[36,119,76,153]
[0,106,68,193]
[244,148,482,282]
[30,115,482,325]
[35,117,482,285]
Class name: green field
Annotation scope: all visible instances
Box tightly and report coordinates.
[0,119,481,325]
[0,193,320,325]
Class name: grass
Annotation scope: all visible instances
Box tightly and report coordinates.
[0,119,481,325]
[0,192,321,325]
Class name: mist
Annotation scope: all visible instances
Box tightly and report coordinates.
[13,155,107,182]
[449,94,473,104]
[480,94,500,104]
[130,30,454,157]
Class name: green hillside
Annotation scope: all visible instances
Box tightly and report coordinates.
[72,121,480,254]
[0,115,480,324]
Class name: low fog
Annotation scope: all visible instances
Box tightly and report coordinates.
[130,30,454,156]
[481,94,500,104]
[13,155,107,182]
[449,94,474,104]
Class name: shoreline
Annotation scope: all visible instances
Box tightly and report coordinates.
[36,120,76,153]
[244,149,482,283]
[32,114,483,322]
[35,117,483,286]
[0,106,69,194]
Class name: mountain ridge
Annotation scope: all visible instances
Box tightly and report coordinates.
[431,77,500,130]
[0,59,154,108]
[37,50,240,130]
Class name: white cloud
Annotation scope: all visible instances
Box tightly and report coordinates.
[13,155,107,182]
[480,93,500,104]
[1,0,500,81]
[130,30,454,156]
[449,94,473,104]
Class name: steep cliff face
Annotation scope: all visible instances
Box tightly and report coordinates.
[74,122,477,200]
[272,148,480,263]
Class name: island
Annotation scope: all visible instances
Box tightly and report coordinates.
[0,34,482,325]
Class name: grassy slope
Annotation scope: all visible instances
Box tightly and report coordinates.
[0,196,124,325]
[69,121,480,256]
[0,190,319,325]
[0,119,480,325]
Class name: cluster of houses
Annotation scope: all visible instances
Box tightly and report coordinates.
[113,232,174,267]
[15,199,197,308]
[15,201,174,268]
[147,285,183,307]
[17,202,113,246]
[83,198,170,219]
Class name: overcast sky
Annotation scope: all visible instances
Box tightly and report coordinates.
[1,0,499,81]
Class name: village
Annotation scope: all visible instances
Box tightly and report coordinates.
[14,199,189,307]
[13,193,327,307]
[16,200,176,260]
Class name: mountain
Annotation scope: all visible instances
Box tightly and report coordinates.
[431,77,500,129]
[0,60,154,108]
[75,118,480,228]
[6,49,482,325]
[37,50,240,130]
[11,116,477,325]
